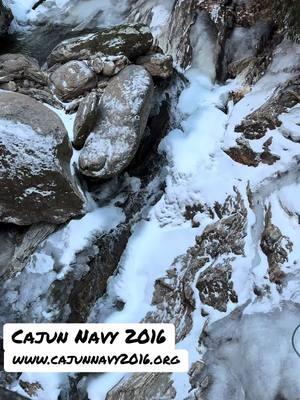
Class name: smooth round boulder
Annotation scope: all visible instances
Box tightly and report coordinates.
[0,92,85,225]
[79,65,154,179]
[50,60,97,101]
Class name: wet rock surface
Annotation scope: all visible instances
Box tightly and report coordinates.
[0,223,56,279]
[67,223,131,322]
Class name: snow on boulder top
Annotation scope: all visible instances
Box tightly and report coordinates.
[0,91,85,225]
[79,64,154,179]
[47,23,153,67]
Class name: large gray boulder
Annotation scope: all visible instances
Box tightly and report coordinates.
[79,65,154,179]
[49,60,97,101]
[47,23,153,67]
[0,92,85,225]
[0,1,12,36]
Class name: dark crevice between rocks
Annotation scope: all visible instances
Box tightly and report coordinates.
[0,387,28,400]
[215,0,235,82]
[65,223,130,323]
[215,0,278,83]
[127,98,170,180]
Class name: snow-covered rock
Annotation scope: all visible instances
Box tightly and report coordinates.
[106,373,176,399]
[79,65,154,179]
[73,91,99,149]
[0,223,56,280]
[0,92,85,225]
[200,302,300,400]
[50,60,97,101]
[136,53,173,78]
[47,23,153,67]
[90,54,129,77]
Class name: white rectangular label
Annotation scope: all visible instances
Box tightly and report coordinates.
[4,323,189,373]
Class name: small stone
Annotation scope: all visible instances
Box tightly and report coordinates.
[90,57,104,74]
[136,53,173,78]
[23,79,30,88]
[102,60,115,76]
[0,81,17,91]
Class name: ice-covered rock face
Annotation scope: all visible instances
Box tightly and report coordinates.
[127,0,197,70]
[202,303,300,400]
[6,0,129,28]
[0,92,85,225]
[79,64,154,179]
